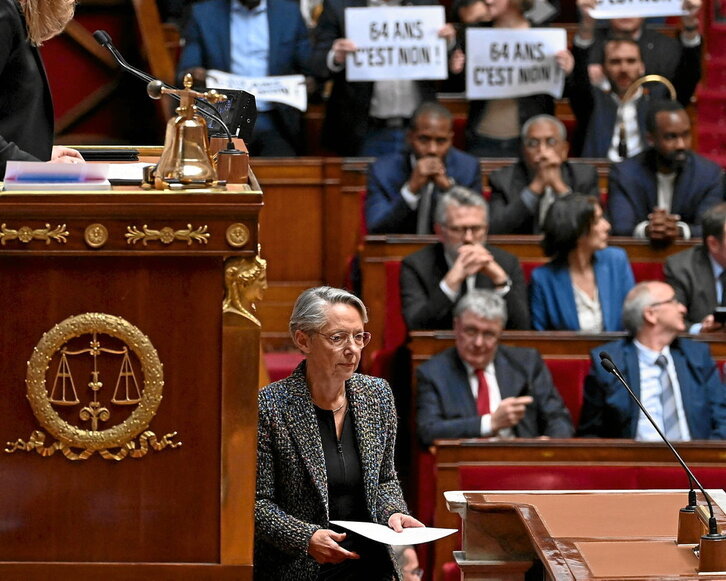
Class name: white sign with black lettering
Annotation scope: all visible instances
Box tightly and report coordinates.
[344,5,447,81]
[465,28,566,100]
[589,0,686,20]
[206,71,308,111]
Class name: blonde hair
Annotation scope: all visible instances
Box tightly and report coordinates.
[21,0,76,45]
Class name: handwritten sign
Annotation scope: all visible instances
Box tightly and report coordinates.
[206,71,307,112]
[589,0,686,19]
[465,28,566,100]
[344,6,447,82]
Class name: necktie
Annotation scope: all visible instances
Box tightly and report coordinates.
[655,355,681,440]
[719,271,726,306]
[475,368,490,416]
[416,183,434,234]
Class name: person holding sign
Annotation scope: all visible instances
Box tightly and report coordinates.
[365,102,482,234]
[488,114,599,234]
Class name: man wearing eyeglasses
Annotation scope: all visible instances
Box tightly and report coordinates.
[487,115,599,235]
[416,290,574,444]
[400,186,530,330]
[578,280,726,440]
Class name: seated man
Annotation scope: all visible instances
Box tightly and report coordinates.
[578,281,726,440]
[488,114,599,234]
[177,0,311,156]
[608,100,723,241]
[416,290,574,445]
[366,102,482,235]
[400,186,529,330]
[665,203,726,333]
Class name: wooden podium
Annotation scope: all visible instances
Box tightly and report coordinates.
[0,186,262,580]
[446,489,726,580]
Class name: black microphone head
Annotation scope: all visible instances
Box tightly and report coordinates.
[147,80,164,100]
[598,351,611,362]
[599,354,616,374]
[93,30,112,47]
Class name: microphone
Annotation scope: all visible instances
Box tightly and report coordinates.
[598,351,722,539]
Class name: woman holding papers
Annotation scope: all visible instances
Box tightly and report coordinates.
[0,0,84,175]
[255,286,423,579]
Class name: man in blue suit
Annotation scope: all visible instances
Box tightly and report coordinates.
[579,280,726,440]
[177,0,311,156]
[366,102,481,234]
[416,290,574,446]
[608,100,723,241]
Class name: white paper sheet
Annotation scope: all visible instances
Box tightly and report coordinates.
[330,521,457,545]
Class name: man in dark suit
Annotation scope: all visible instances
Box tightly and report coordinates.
[400,186,530,330]
[177,0,311,156]
[365,102,481,235]
[608,100,723,241]
[665,203,726,333]
[488,114,600,235]
[416,290,573,445]
[578,281,726,440]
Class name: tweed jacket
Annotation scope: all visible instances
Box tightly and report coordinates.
[255,361,408,580]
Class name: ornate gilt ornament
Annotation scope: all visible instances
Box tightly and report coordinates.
[84,223,109,248]
[225,222,250,248]
[6,313,181,461]
[223,251,267,326]
[0,223,68,246]
[125,223,209,246]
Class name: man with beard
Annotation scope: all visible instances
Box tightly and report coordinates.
[399,186,529,330]
[607,100,723,241]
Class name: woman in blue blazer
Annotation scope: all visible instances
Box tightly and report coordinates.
[530,194,635,331]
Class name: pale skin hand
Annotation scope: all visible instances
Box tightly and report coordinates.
[443,244,508,293]
[332,38,356,66]
[555,49,574,76]
[408,157,450,193]
[450,48,465,75]
[308,530,360,564]
[576,0,597,41]
[681,0,701,34]
[388,512,425,532]
[490,396,534,432]
[50,146,85,165]
[700,314,724,334]
[438,23,457,44]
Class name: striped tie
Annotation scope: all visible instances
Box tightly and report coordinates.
[656,355,682,440]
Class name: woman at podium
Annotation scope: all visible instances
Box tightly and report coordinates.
[255,286,422,579]
[0,0,84,175]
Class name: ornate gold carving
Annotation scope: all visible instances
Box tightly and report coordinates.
[84,223,108,248]
[225,223,250,248]
[223,251,267,326]
[0,223,68,245]
[125,224,209,246]
[6,313,181,461]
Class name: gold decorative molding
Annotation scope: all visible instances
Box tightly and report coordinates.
[84,223,109,248]
[0,223,69,246]
[225,222,250,248]
[223,251,267,326]
[125,223,210,246]
[6,312,182,461]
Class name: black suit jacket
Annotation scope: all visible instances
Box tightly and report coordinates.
[416,345,574,445]
[400,241,530,330]
[0,0,54,173]
[488,160,600,234]
[664,245,718,328]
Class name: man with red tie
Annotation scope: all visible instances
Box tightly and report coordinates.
[416,290,574,446]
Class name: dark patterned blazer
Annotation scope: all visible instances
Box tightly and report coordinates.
[255,361,409,580]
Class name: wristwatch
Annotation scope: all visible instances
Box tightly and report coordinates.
[493,277,512,296]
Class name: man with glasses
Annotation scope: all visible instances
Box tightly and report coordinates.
[488,115,599,234]
[416,290,574,445]
[400,186,529,330]
[578,280,726,440]
[393,545,423,580]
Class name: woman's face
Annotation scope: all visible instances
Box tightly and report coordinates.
[483,0,512,20]
[580,204,611,253]
[300,303,365,383]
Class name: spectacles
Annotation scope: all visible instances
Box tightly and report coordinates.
[460,327,500,342]
[524,136,561,150]
[316,331,371,349]
[648,296,679,308]
[444,224,486,236]
[404,568,424,578]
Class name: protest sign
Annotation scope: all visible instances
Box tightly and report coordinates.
[465,28,566,100]
[589,0,686,20]
[344,5,447,81]
[206,71,307,111]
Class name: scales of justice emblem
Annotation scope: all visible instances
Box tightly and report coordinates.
[6,313,181,461]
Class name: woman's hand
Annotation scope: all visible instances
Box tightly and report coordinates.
[308,529,360,564]
[50,146,85,165]
[388,513,425,532]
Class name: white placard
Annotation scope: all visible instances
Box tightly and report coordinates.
[206,71,308,112]
[589,0,686,20]
[344,6,447,82]
[330,521,457,545]
[465,28,566,100]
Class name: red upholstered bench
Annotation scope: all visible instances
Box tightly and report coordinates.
[264,352,304,382]
[543,358,589,428]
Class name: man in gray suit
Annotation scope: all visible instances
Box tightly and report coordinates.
[664,202,726,333]
[416,290,574,446]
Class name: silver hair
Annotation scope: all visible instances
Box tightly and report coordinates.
[621,282,656,336]
[520,114,567,142]
[289,286,368,338]
[434,186,488,227]
[453,289,507,324]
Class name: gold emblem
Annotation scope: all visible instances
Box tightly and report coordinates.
[223,251,267,326]
[0,223,68,245]
[6,313,181,461]
[125,224,209,246]
[225,223,249,248]
[84,223,109,248]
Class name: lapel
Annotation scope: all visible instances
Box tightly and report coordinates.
[217,0,233,71]
[593,252,614,330]
[552,265,580,330]
[670,154,693,216]
[621,341,642,436]
[493,348,526,399]
[31,45,54,123]
[267,0,281,73]
[638,152,659,210]
[696,247,718,307]
[670,341,695,434]
[450,350,478,412]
